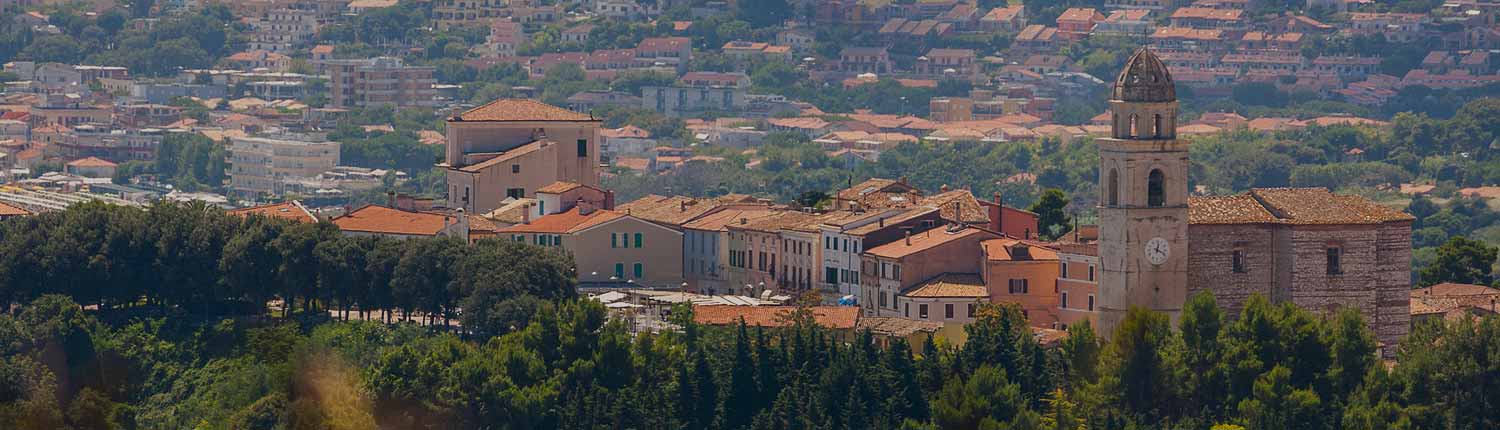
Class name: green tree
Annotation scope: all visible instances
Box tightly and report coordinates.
[1419,236,1497,287]
[1028,188,1073,240]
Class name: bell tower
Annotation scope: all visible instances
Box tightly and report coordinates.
[1096,47,1190,337]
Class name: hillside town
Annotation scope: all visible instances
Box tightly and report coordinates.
[2,0,1500,427]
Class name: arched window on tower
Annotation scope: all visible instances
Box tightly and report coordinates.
[1153,114,1164,138]
[1128,114,1139,138]
[1147,169,1165,207]
[1107,168,1119,206]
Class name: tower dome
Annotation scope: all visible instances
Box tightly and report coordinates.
[1112,47,1176,103]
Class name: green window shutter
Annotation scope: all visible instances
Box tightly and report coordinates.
[634,233,643,248]
[611,233,617,248]
[614,263,624,278]
[633,263,643,278]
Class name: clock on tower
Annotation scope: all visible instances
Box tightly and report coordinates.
[1095,47,1190,338]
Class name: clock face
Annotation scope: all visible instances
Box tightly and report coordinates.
[1145,237,1170,266]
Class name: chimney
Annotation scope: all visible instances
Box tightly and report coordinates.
[387,190,396,208]
[899,176,908,184]
[603,190,616,210]
[740,217,748,225]
[904,228,912,246]
[1024,228,1031,240]
[522,203,531,224]
[878,216,885,227]
[940,184,950,192]
[680,200,688,212]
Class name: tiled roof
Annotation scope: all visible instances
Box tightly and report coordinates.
[0,201,31,217]
[926,189,991,224]
[901,273,988,298]
[483,198,537,224]
[450,98,595,122]
[682,208,778,232]
[601,125,651,138]
[468,215,500,233]
[981,238,1059,261]
[616,194,757,227]
[837,177,921,201]
[1189,188,1414,225]
[1170,7,1243,20]
[733,210,823,233]
[857,317,943,336]
[499,207,624,234]
[228,201,318,223]
[456,140,549,173]
[536,181,598,194]
[1410,283,1500,317]
[66,156,117,167]
[866,226,993,259]
[333,205,452,236]
[693,305,860,329]
[846,207,937,235]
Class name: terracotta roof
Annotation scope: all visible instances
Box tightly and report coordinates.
[456,140,550,173]
[468,215,500,234]
[483,198,538,224]
[601,125,650,138]
[901,273,988,298]
[536,181,601,194]
[693,305,860,329]
[856,317,943,336]
[450,98,595,122]
[499,207,624,234]
[867,226,994,259]
[982,238,1059,261]
[1171,7,1243,20]
[732,210,823,233]
[846,207,937,235]
[616,195,755,227]
[0,201,31,217]
[926,189,991,224]
[1189,188,1414,225]
[66,156,116,167]
[1410,283,1500,317]
[333,205,452,236]
[837,178,921,201]
[682,208,779,231]
[228,201,318,223]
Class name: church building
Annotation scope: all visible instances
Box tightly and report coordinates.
[443,99,603,214]
[1094,48,1413,352]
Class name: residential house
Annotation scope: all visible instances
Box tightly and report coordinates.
[1169,7,1245,29]
[1055,242,1100,328]
[981,5,1027,32]
[917,48,978,77]
[839,47,894,74]
[684,208,779,294]
[228,201,320,223]
[502,206,684,288]
[64,156,117,178]
[865,225,1000,319]
[980,237,1061,326]
[1056,8,1106,40]
[228,136,340,197]
[1093,9,1153,37]
[820,207,945,302]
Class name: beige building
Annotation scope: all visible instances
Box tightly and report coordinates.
[863,226,1000,318]
[1055,243,1100,329]
[327,57,437,108]
[500,206,684,288]
[228,136,340,197]
[444,99,602,214]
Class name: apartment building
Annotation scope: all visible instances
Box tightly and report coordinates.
[327,57,438,108]
[228,136,340,197]
[247,9,319,52]
[1055,243,1099,329]
[502,205,684,288]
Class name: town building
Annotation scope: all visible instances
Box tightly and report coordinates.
[443,99,601,214]
[333,205,470,241]
[326,57,437,108]
[864,225,1000,318]
[502,205,684,288]
[227,136,340,197]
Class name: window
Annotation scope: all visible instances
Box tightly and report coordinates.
[1153,114,1164,138]
[945,304,954,319]
[1088,265,1095,281]
[1088,295,1095,311]
[1326,247,1342,275]
[614,263,624,278]
[1061,262,1070,279]
[1232,250,1246,273]
[1061,291,1069,309]
[904,302,909,317]
[577,139,588,157]
[633,263,643,278]
[880,292,887,307]
[611,233,618,248]
[1147,169,1165,207]
[919,304,929,319]
[843,238,849,252]
[511,164,520,174]
[967,303,976,318]
[506,188,525,199]
[634,233,643,248]
[892,264,901,280]
[826,267,838,284]
[1107,168,1119,207]
[552,235,561,246]
[1008,279,1029,294]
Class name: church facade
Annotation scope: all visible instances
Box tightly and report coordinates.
[1094,48,1413,352]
